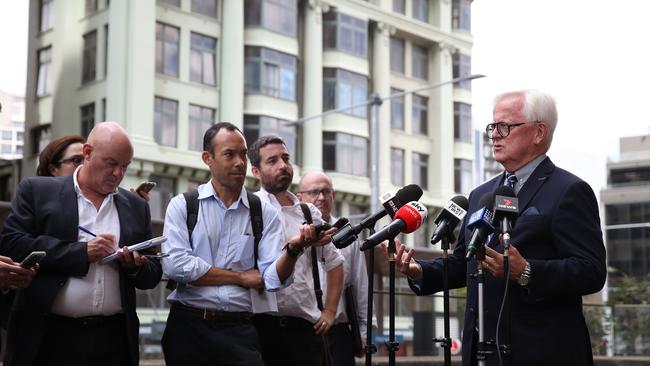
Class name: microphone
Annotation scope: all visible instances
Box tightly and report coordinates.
[492,185,519,247]
[465,192,496,261]
[430,195,469,245]
[360,201,427,251]
[332,184,423,249]
[314,217,349,235]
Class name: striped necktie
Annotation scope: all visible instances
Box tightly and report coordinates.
[505,173,518,190]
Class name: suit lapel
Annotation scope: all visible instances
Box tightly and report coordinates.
[114,190,132,248]
[59,176,80,240]
[516,157,555,213]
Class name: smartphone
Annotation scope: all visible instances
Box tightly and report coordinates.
[143,252,170,260]
[20,251,46,268]
[136,181,157,193]
[314,217,350,234]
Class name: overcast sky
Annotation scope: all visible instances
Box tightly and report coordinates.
[2,0,649,196]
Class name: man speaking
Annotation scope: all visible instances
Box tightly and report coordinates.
[396,90,606,366]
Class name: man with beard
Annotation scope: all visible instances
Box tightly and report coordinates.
[0,122,162,366]
[248,136,344,366]
[161,123,323,366]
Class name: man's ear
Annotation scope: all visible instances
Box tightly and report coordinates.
[331,190,336,201]
[251,166,261,180]
[296,192,303,201]
[201,151,211,166]
[534,122,548,145]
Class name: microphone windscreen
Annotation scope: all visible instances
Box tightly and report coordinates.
[396,184,423,204]
[450,195,469,211]
[394,202,427,233]
[478,191,495,209]
[493,185,515,198]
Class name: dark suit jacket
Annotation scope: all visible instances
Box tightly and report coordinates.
[0,175,163,366]
[411,157,606,366]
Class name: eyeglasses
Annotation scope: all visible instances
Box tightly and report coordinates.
[299,188,333,197]
[57,155,84,167]
[485,122,527,139]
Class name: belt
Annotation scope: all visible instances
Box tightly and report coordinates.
[171,303,252,322]
[252,313,314,329]
[49,313,124,327]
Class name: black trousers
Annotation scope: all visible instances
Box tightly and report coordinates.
[328,323,356,366]
[253,313,325,366]
[35,313,129,366]
[162,305,264,366]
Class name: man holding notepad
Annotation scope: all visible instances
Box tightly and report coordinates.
[0,122,162,366]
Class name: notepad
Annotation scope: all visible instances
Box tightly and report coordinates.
[100,236,167,264]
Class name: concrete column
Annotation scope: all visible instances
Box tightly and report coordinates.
[219,0,244,127]
[106,0,155,140]
[372,22,394,191]
[430,43,455,197]
[300,0,327,172]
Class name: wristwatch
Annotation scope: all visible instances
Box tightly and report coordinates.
[517,261,531,286]
[283,242,304,258]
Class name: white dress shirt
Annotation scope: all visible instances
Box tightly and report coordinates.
[50,166,123,317]
[319,216,370,339]
[255,188,344,323]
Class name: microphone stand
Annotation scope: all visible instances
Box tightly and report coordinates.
[364,228,377,366]
[499,233,512,366]
[386,237,399,366]
[433,235,452,366]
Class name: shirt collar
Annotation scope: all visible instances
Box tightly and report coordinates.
[198,180,249,209]
[258,186,300,208]
[73,165,119,198]
[506,153,547,185]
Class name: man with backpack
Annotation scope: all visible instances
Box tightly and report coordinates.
[248,135,344,366]
[161,123,322,366]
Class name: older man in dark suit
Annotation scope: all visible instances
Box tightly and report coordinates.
[396,90,606,366]
[0,122,162,366]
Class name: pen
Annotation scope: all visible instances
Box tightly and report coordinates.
[78,226,97,237]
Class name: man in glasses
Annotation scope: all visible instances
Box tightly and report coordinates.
[396,90,606,366]
[297,171,370,366]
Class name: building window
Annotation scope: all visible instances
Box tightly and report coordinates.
[391,147,404,186]
[452,0,471,31]
[412,94,428,135]
[453,52,472,90]
[36,47,52,97]
[80,103,95,138]
[412,0,429,23]
[17,132,24,142]
[102,98,106,121]
[244,115,297,160]
[32,125,52,155]
[155,22,180,78]
[323,12,368,58]
[390,36,405,74]
[159,0,180,6]
[390,88,404,130]
[1,131,12,141]
[454,102,472,142]
[39,0,53,32]
[244,0,297,37]
[149,175,176,220]
[412,43,428,80]
[85,0,98,15]
[188,104,215,151]
[245,47,297,101]
[154,96,178,147]
[191,0,218,18]
[1,144,11,154]
[412,152,428,190]
[190,32,217,85]
[393,0,405,14]
[323,68,368,118]
[104,25,109,77]
[82,30,97,84]
[323,132,368,176]
[455,158,472,194]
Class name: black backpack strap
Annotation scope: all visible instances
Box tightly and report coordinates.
[300,203,324,311]
[183,189,200,242]
[247,191,263,270]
